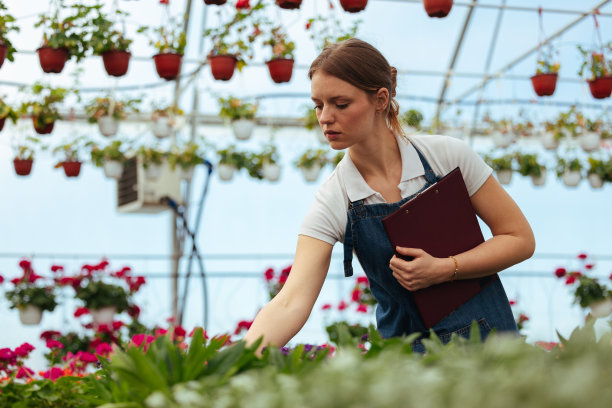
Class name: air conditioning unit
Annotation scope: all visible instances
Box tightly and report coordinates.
[117,158,183,213]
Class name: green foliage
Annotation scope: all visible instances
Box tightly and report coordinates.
[0,98,19,124]
[90,140,127,167]
[216,145,244,167]
[294,148,329,169]
[20,83,70,128]
[555,157,583,177]
[401,109,424,129]
[218,96,257,121]
[52,135,92,163]
[0,375,98,408]
[484,153,514,171]
[306,14,361,52]
[88,5,132,54]
[12,136,41,160]
[0,1,19,62]
[75,279,130,312]
[167,142,205,171]
[515,153,545,177]
[137,145,164,168]
[329,151,345,168]
[263,26,295,60]
[535,42,560,74]
[5,285,57,312]
[586,157,612,180]
[138,14,187,55]
[85,96,141,123]
[573,275,611,308]
[577,43,612,79]
[301,105,319,130]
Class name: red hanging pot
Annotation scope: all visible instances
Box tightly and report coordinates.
[276,0,302,9]
[32,117,55,135]
[13,159,33,176]
[209,55,237,81]
[37,46,69,73]
[0,43,7,70]
[153,53,183,80]
[102,50,131,77]
[530,73,558,97]
[0,117,6,132]
[266,58,294,83]
[339,0,368,13]
[204,0,227,4]
[423,0,453,18]
[587,76,612,99]
[61,161,82,178]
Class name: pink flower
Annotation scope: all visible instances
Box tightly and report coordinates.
[14,343,35,357]
[0,348,16,362]
[131,334,145,347]
[234,320,253,335]
[577,253,588,259]
[264,268,274,281]
[0,275,4,284]
[95,343,113,356]
[338,300,348,311]
[159,0,169,4]
[41,366,65,381]
[77,351,98,363]
[46,340,64,349]
[15,366,34,379]
[357,276,369,285]
[189,327,209,339]
[321,303,332,310]
[356,304,368,313]
[554,268,567,278]
[173,326,186,339]
[74,307,89,317]
[155,328,168,337]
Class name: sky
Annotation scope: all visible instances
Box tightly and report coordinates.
[0,0,611,369]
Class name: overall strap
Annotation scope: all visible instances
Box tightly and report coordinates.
[343,200,363,277]
[411,143,438,184]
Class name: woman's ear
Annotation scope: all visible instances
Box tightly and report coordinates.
[375,87,390,112]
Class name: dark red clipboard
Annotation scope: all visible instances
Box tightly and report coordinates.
[381,167,496,329]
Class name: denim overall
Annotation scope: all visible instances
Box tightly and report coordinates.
[343,145,517,351]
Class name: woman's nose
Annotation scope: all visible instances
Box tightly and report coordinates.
[318,106,333,124]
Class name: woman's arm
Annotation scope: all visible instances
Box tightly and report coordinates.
[243,235,333,350]
[389,175,535,291]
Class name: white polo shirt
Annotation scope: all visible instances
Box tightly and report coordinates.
[298,134,492,245]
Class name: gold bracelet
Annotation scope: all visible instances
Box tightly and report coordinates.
[449,256,459,281]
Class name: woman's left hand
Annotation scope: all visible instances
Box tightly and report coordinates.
[389,247,452,291]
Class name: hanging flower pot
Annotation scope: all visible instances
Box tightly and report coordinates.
[266,58,294,83]
[13,158,33,176]
[492,131,515,149]
[495,169,513,185]
[540,131,559,150]
[589,298,612,318]
[18,305,43,325]
[530,73,558,96]
[209,55,237,81]
[204,0,227,4]
[340,0,368,13]
[152,117,173,139]
[423,0,453,18]
[587,173,604,189]
[0,117,6,132]
[0,44,7,69]
[32,117,55,135]
[276,0,302,9]
[587,77,612,99]
[103,160,124,179]
[98,115,120,137]
[231,119,255,141]
[144,164,162,181]
[530,172,546,187]
[37,46,69,74]
[153,53,183,80]
[217,163,236,181]
[300,164,323,183]
[102,50,131,77]
[578,131,601,152]
[561,170,581,187]
[61,161,82,178]
[262,162,281,182]
[91,306,117,326]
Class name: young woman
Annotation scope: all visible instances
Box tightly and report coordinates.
[244,38,535,352]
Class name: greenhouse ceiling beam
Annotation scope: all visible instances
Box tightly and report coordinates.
[451,0,612,107]
[433,0,478,128]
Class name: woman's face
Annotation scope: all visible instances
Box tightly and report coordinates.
[310,71,379,150]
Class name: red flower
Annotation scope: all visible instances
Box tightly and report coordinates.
[160,0,170,4]
[127,304,141,318]
[234,320,253,335]
[0,275,4,284]
[112,321,125,330]
[338,300,348,311]
[97,324,112,334]
[10,277,20,285]
[356,276,369,285]
[577,253,588,259]
[27,272,43,283]
[356,304,368,313]
[50,265,64,273]
[609,273,612,281]
[41,366,65,381]
[351,288,361,302]
[46,340,64,349]
[16,366,34,379]
[585,263,594,270]
[14,343,35,357]
[155,328,168,337]
[0,348,16,362]
[321,303,332,310]
[95,343,113,356]
[518,314,529,324]
[77,351,98,363]
[554,267,567,278]
[40,330,61,341]
[74,307,89,317]
[305,21,311,30]
[264,268,274,281]
[281,265,292,276]
[509,299,517,306]
[174,326,187,339]
[565,275,576,285]
[236,0,250,9]
[18,259,32,270]
[58,277,74,286]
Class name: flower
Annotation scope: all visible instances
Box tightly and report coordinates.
[555,254,612,309]
[234,320,253,335]
[218,96,257,121]
[577,43,612,79]
[264,268,274,281]
[321,303,332,310]
[263,26,295,60]
[46,340,64,349]
[236,0,250,8]
[74,307,90,317]
[14,343,35,358]
[263,264,292,300]
[4,259,58,312]
[555,267,567,278]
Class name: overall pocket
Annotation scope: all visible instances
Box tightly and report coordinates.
[437,318,492,343]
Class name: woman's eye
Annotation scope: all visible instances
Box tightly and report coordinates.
[314,105,322,110]
[336,104,348,109]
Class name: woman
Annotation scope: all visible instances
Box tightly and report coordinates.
[244,38,535,352]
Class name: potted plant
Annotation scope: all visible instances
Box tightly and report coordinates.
[484,154,514,185]
[34,4,93,74]
[151,104,184,138]
[539,122,564,150]
[423,0,453,18]
[577,43,612,99]
[167,142,205,181]
[4,259,58,325]
[218,96,258,141]
[264,26,295,83]
[137,145,165,180]
[11,136,42,177]
[305,14,361,52]
[90,140,128,180]
[585,157,609,189]
[401,109,424,133]
[0,1,19,70]
[515,152,547,187]
[577,117,602,152]
[53,135,92,178]
[294,148,329,183]
[138,14,187,80]
[330,151,346,168]
[19,83,69,135]
[555,157,583,187]
[216,145,245,182]
[340,0,369,13]
[0,98,18,132]
[531,43,560,97]
[88,6,133,77]
[483,116,516,149]
[85,96,141,137]
[258,143,282,182]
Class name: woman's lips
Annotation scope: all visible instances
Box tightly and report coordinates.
[325,131,340,141]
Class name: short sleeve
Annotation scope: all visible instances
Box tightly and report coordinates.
[439,136,493,196]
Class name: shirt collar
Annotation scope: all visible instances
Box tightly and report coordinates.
[340,134,426,202]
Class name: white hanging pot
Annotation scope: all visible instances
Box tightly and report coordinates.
[562,170,582,187]
[492,131,515,149]
[179,166,195,181]
[540,131,559,150]
[98,115,120,137]
[19,304,43,325]
[103,160,124,179]
[578,131,601,152]
[217,163,236,181]
[144,163,162,181]
[589,298,612,318]
[152,117,173,139]
[587,173,604,189]
[262,162,281,182]
[91,306,117,325]
[300,163,322,183]
[530,172,546,187]
[231,119,255,141]
[495,169,513,185]
[315,127,327,144]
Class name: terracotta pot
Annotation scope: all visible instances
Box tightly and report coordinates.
[37,46,69,73]
[102,50,131,77]
[62,161,82,178]
[340,0,368,13]
[0,116,5,132]
[209,55,237,81]
[217,163,236,181]
[276,0,302,9]
[530,73,558,96]
[266,58,294,83]
[423,0,453,18]
[19,305,43,325]
[13,158,33,176]
[0,43,7,70]
[32,117,55,135]
[91,306,117,325]
[153,53,183,80]
[587,76,612,99]
[204,0,227,4]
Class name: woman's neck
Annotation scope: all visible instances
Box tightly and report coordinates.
[349,126,401,180]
